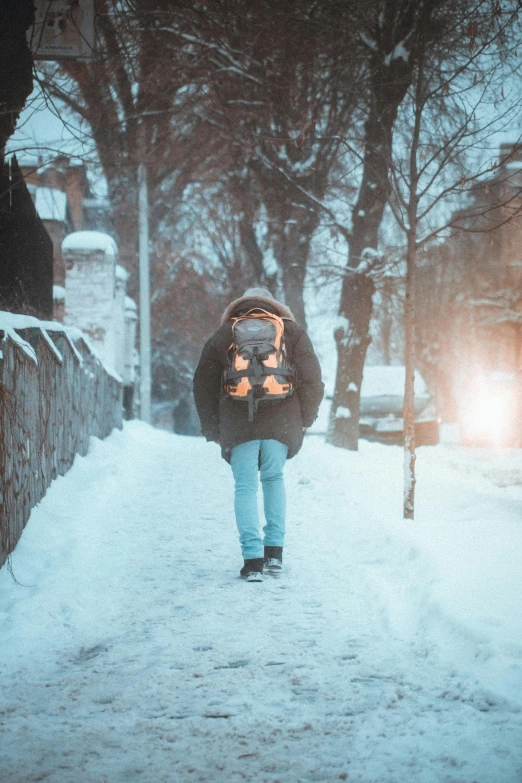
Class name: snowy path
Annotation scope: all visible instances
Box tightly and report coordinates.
[1,422,522,783]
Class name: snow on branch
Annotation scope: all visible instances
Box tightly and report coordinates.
[384,41,410,67]
[353,247,386,275]
[360,33,377,51]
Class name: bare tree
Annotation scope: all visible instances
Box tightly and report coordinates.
[328,0,522,453]
[162,0,363,325]
[387,2,522,516]
[150,164,272,403]
[328,0,425,450]
[37,0,203,296]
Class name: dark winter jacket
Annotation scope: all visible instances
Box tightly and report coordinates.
[193,298,324,461]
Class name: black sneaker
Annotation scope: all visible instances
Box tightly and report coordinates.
[240,558,264,582]
[264,546,283,570]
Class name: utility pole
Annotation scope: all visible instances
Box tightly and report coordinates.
[138,162,151,423]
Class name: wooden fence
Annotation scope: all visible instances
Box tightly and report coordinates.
[0,318,122,569]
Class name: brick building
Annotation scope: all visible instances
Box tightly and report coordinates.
[20,155,111,288]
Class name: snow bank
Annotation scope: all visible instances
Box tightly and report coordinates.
[340,439,522,706]
[0,424,521,783]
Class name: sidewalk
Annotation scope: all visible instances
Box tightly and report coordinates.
[1,422,521,783]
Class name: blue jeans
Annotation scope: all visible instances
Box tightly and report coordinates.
[230,439,288,560]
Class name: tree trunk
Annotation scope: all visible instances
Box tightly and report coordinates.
[403,6,432,517]
[278,215,317,328]
[233,173,277,293]
[0,0,34,161]
[108,170,140,298]
[328,3,418,450]
[328,118,396,449]
[380,274,395,365]
[328,269,375,449]
[238,216,265,283]
[263,204,318,328]
[403,226,416,519]
[255,157,321,329]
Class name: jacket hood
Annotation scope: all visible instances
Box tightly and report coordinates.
[221,287,296,324]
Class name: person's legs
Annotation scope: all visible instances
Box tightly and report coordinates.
[230,440,264,560]
[259,439,288,547]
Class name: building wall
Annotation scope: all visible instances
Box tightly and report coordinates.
[43,219,66,286]
[20,157,109,294]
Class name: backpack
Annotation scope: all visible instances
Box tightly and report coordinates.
[223,308,296,421]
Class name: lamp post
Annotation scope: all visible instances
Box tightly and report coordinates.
[138,162,151,423]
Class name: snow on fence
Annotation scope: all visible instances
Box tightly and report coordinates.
[0,313,122,569]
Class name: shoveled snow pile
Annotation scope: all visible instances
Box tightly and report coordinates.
[1,422,521,783]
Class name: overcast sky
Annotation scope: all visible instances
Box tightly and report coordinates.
[7,86,105,194]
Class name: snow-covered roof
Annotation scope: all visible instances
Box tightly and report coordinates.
[18,156,41,170]
[361,365,428,397]
[62,231,117,258]
[35,187,67,222]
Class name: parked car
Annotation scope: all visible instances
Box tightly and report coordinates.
[358,365,440,446]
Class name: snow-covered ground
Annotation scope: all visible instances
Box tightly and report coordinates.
[1,422,522,783]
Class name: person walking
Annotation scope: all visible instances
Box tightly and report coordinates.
[193,287,324,582]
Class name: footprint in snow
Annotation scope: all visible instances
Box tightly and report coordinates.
[71,643,108,664]
[214,659,250,669]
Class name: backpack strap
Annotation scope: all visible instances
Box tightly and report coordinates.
[223,366,295,382]
[231,308,287,326]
